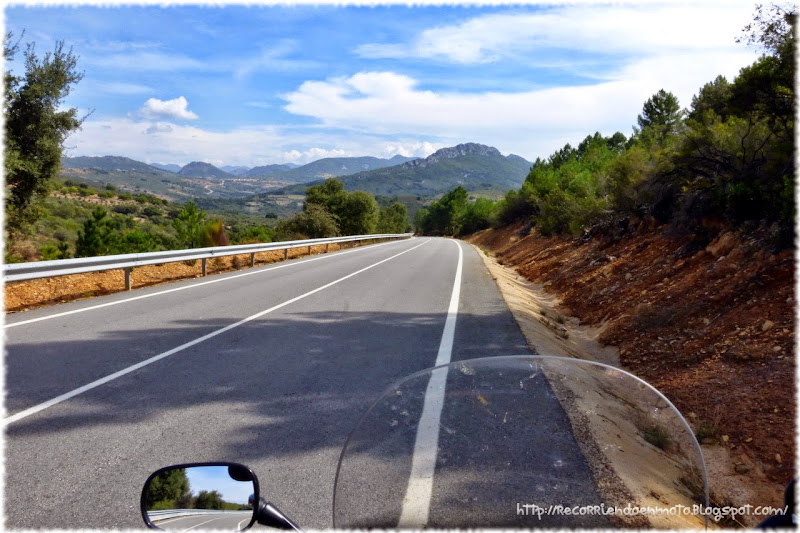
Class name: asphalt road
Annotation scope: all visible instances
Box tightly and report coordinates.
[151,511,253,531]
[5,237,604,529]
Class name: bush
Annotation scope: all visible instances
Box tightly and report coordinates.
[112,204,139,215]
[642,424,670,450]
[276,203,339,239]
[39,244,61,261]
[377,202,409,234]
[142,205,162,218]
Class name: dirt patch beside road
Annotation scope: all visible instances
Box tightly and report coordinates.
[468,221,794,527]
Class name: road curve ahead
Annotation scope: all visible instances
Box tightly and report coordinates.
[5,237,601,528]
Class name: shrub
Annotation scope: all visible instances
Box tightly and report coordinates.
[276,203,339,239]
[112,204,139,215]
[142,205,162,218]
[642,424,670,450]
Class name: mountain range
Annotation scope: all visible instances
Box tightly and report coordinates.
[60,144,530,208]
[270,143,530,198]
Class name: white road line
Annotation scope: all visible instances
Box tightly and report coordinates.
[4,238,412,329]
[237,516,252,530]
[182,516,225,531]
[3,239,431,425]
[398,239,463,527]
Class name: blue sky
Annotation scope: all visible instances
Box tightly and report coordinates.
[186,465,253,505]
[5,1,761,167]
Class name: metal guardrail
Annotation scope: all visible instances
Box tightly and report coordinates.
[3,233,412,287]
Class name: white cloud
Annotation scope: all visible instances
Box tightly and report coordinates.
[136,97,199,121]
[64,117,442,167]
[285,42,756,159]
[356,3,756,65]
[282,147,347,162]
[383,142,440,159]
[144,123,173,135]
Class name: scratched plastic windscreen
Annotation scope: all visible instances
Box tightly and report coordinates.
[333,356,708,529]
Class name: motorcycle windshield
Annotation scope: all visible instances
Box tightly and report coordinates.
[333,356,708,529]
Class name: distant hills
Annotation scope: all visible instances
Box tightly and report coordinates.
[62,154,418,187]
[59,145,528,209]
[246,164,295,177]
[270,143,530,198]
[59,156,277,200]
[244,154,417,182]
[62,155,166,174]
[178,161,233,179]
[220,165,250,176]
[150,163,182,173]
[342,143,529,196]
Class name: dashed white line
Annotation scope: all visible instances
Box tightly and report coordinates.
[4,239,431,425]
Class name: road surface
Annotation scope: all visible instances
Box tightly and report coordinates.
[5,237,604,528]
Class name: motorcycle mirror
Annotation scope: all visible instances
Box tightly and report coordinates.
[141,462,259,531]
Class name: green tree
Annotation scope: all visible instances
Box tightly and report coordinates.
[144,468,190,510]
[75,208,114,257]
[377,202,409,233]
[460,198,498,235]
[195,490,224,510]
[636,89,684,140]
[419,186,469,235]
[689,75,733,122]
[339,190,379,235]
[4,33,84,241]
[173,201,206,248]
[305,178,347,218]
[276,203,339,239]
[118,230,157,254]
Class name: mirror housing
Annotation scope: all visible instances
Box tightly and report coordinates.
[141,462,259,531]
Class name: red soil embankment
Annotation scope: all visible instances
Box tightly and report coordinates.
[469,221,794,495]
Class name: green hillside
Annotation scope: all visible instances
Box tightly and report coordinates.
[261,155,416,183]
[268,143,530,197]
[178,161,233,179]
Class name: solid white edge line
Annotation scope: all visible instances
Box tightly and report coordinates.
[3,239,431,425]
[5,237,413,329]
[398,239,463,527]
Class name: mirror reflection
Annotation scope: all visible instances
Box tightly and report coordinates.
[144,465,255,531]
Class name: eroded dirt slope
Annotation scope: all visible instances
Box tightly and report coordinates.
[469,220,794,511]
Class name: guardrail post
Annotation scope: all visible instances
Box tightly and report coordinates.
[325,243,329,252]
[250,253,255,267]
[124,267,133,291]
[201,258,207,277]
[307,245,312,255]
[284,249,289,260]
